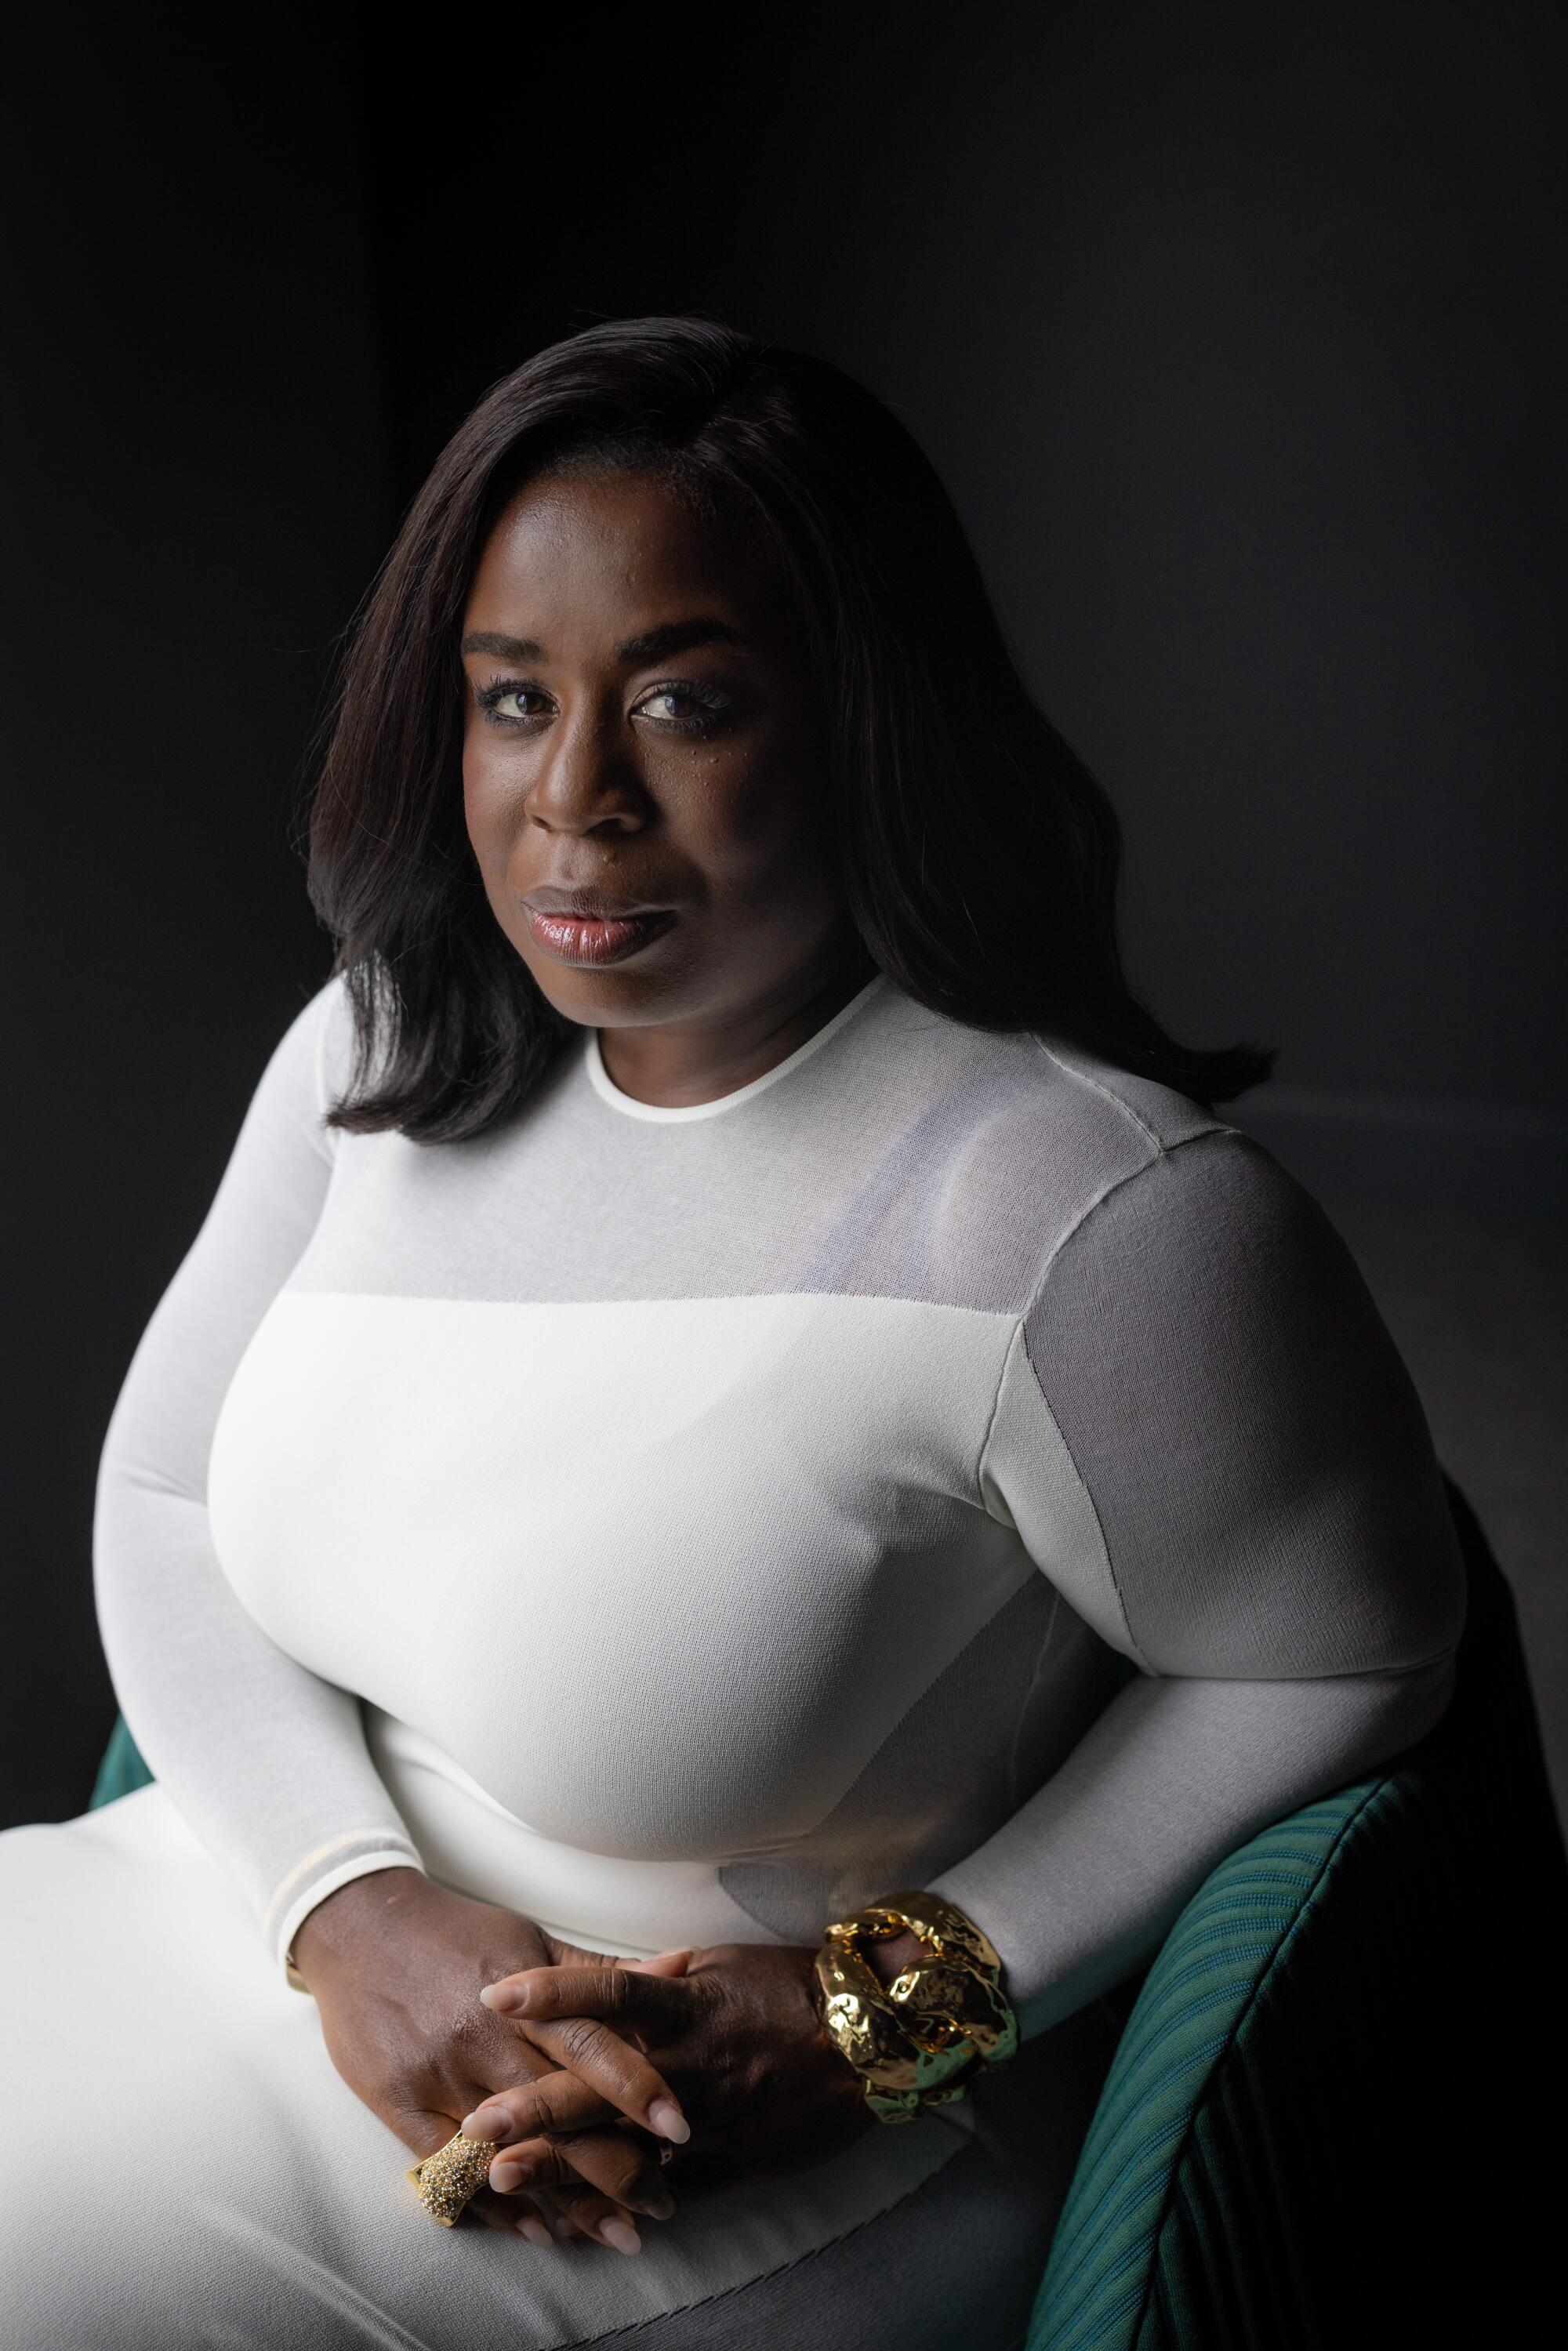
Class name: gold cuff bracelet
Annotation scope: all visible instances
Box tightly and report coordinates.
[811,1889,1018,2124]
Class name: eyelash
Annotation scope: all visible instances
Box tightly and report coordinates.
[475,677,733,736]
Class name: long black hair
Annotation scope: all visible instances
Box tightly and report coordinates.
[308,316,1271,1139]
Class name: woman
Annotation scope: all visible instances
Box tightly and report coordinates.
[2,318,1465,2349]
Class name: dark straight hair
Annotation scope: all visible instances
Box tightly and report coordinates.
[308,316,1271,1140]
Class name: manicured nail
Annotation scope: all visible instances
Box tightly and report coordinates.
[490,2157,533,2192]
[516,2215,553,2248]
[549,2210,575,2240]
[480,1982,524,2013]
[463,2106,510,2142]
[648,2099,689,2143]
[635,2189,676,2220]
[600,2217,641,2255]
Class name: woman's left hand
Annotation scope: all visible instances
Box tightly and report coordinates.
[469,1943,873,2194]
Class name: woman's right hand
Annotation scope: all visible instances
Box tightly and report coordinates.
[289,1867,690,2251]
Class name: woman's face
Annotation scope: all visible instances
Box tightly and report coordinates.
[460,466,853,1041]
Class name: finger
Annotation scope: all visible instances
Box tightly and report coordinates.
[592,1953,692,2055]
[412,2099,560,2246]
[480,1970,692,2141]
[516,2208,556,2248]
[483,1963,693,2037]
[468,2182,556,2244]
[407,2107,477,2161]
[540,1936,630,1968]
[538,2178,645,2255]
[525,2184,599,2246]
[462,2068,617,2150]
[486,2129,677,2220]
[606,1953,692,2060]
[451,2070,673,2228]
[514,2172,611,2248]
[531,2015,690,2144]
[403,2107,544,2240]
[538,1938,692,1975]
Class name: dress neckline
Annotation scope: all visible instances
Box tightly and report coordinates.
[583,973,887,1125]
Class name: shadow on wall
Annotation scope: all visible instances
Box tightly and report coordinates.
[1233,1091,1568,1224]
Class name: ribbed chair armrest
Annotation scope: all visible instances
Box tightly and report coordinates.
[1029,1775,1395,2350]
[1028,1480,1568,2351]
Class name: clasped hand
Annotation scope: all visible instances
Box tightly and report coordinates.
[292,1868,876,2255]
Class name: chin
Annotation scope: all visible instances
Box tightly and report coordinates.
[517,945,692,1031]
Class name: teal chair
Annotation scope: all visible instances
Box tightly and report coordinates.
[92,1482,1566,2345]
[90,1710,154,1809]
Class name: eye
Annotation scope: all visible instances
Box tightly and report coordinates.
[633,684,731,733]
[477,680,553,724]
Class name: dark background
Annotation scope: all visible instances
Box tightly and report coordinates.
[3,2,1563,1826]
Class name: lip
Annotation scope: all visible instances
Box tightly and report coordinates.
[522,887,670,919]
[522,902,677,967]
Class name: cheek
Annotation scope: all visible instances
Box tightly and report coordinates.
[679,731,829,880]
[461,741,517,866]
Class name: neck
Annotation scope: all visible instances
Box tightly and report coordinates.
[596,941,877,1109]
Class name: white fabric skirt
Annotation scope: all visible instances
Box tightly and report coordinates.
[0,1787,1123,2350]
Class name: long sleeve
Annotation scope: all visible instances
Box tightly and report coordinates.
[93,983,423,1971]
[935,1127,1467,2040]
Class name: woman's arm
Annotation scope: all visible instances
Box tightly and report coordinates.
[93,986,686,2247]
[476,1129,1468,2176]
[938,1125,1468,2038]
[92,987,692,2248]
[932,1661,1451,2038]
[92,981,425,1968]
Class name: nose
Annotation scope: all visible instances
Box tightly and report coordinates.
[521,706,650,838]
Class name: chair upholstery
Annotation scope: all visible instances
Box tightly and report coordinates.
[89,1708,153,1810]
[1028,1479,1568,2347]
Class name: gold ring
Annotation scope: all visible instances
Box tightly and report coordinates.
[406,2131,499,2226]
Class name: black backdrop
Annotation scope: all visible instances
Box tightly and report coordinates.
[3,2,1563,1825]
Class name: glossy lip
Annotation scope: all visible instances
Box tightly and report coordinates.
[522,901,677,967]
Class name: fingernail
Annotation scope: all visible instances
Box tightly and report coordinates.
[490,2157,533,2192]
[549,2210,575,2240]
[600,2217,642,2255]
[463,2107,510,2141]
[636,2189,676,2220]
[648,2099,690,2144]
[516,2216,553,2248]
[480,1983,524,2013]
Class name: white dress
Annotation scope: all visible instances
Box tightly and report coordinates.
[0,974,1464,2348]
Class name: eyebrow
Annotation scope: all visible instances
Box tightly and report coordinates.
[459,619,747,666]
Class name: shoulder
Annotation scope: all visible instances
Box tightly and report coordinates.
[847,986,1383,1337]
[866,985,1225,1164]
[1017,1102,1383,1429]
[982,1079,1464,1678]
[243,973,357,1144]
[1040,1120,1341,1318]
[851,986,1256,1311]
[1029,1114,1370,1360]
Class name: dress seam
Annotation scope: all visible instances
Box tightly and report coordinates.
[1025,1031,1166,1154]
[1007,1585,1064,1813]
[1006,1140,1229,1675]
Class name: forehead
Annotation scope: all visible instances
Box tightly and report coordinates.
[464,466,772,634]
